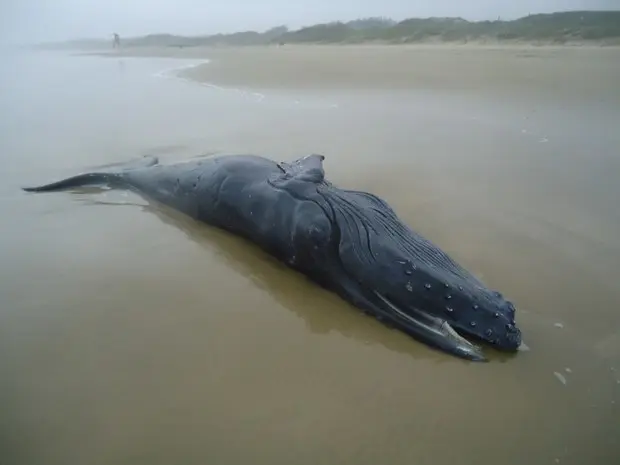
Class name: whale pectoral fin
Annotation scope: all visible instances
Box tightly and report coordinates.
[276,154,326,184]
[372,293,487,362]
[331,274,486,361]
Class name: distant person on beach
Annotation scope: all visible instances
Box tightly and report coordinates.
[113,33,120,49]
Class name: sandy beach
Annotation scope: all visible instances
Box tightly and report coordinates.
[90,43,620,102]
[2,43,620,465]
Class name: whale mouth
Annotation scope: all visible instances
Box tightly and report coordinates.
[373,292,486,362]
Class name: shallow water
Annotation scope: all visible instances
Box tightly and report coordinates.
[1,50,619,465]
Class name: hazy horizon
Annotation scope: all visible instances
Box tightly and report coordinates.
[2,0,619,45]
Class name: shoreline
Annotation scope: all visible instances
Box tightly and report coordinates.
[77,39,620,57]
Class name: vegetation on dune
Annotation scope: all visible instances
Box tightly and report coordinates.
[279,12,620,45]
[39,11,620,49]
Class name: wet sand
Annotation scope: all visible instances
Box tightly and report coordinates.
[1,45,620,465]
[99,43,620,102]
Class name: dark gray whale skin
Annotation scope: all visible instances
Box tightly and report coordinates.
[22,154,522,361]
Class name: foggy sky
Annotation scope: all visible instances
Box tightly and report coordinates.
[2,0,618,44]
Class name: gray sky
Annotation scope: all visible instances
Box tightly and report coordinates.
[2,0,618,44]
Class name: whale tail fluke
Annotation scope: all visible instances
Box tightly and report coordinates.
[22,172,121,192]
[21,155,159,193]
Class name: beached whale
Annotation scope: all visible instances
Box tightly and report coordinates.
[22,153,522,361]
